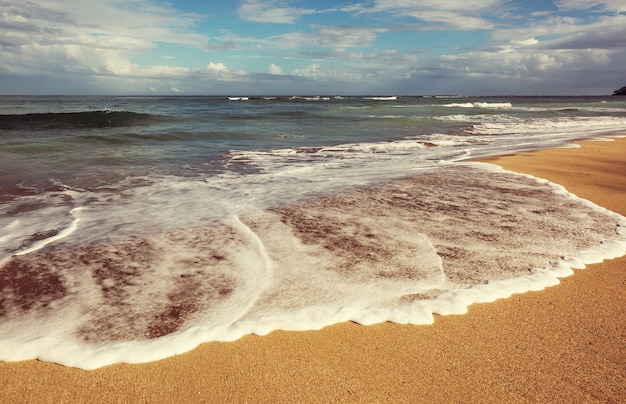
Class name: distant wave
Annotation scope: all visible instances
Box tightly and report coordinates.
[0,110,163,130]
[435,113,519,123]
[290,96,332,101]
[442,102,512,109]
[364,96,398,101]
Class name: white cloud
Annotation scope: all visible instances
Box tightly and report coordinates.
[491,14,626,51]
[208,62,229,72]
[292,63,321,78]
[373,0,505,12]
[1,0,624,96]
[268,63,283,75]
[238,0,316,24]
[361,0,507,30]
[434,43,616,89]
[1,1,207,49]
[0,0,211,90]
[217,25,385,55]
[516,38,539,45]
[266,31,310,49]
[404,10,494,30]
[530,11,553,17]
[556,0,626,12]
[315,26,387,49]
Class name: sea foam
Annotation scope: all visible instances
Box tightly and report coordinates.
[1,164,625,369]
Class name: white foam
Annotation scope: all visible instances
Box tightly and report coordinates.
[0,190,87,267]
[443,102,475,108]
[442,102,512,109]
[364,96,398,101]
[1,163,625,369]
[2,232,623,371]
[470,115,626,137]
[434,113,520,123]
[14,207,82,257]
[474,102,513,109]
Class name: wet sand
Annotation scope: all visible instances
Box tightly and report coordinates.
[2,137,625,403]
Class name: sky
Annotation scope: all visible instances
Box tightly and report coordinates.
[1,0,625,96]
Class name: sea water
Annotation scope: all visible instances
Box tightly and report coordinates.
[1,95,626,369]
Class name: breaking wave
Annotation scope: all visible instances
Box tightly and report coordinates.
[0,110,164,130]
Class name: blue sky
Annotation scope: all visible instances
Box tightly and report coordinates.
[1,0,625,95]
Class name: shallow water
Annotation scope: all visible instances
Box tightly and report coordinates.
[1,95,626,369]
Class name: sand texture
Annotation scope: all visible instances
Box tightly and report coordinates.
[2,137,626,403]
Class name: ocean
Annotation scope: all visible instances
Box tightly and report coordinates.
[1,95,626,369]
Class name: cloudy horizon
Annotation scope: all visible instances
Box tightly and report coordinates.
[1,1,625,96]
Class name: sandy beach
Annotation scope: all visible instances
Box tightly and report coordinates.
[2,136,625,403]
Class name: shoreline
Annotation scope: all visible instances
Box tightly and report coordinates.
[2,137,626,402]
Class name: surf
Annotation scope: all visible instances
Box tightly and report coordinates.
[0,110,162,130]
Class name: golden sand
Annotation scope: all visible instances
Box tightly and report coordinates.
[2,137,625,403]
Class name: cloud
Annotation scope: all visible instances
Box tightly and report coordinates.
[2,0,624,96]
[314,26,387,49]
[540,15,626,50]
[0,0,205,79]
[404,38,620,95]
[268,63,283,75]
[238,0,316,24]
[404,10,494,30]
[372,0,505,12]
[212,25,386,58]
[516,38,539,46]
[359,0,507,30]
[491,13,626,51]
[555,0,626,12]
[207,62,229,72]
[292,63,321,79]
[0,1,207,49]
